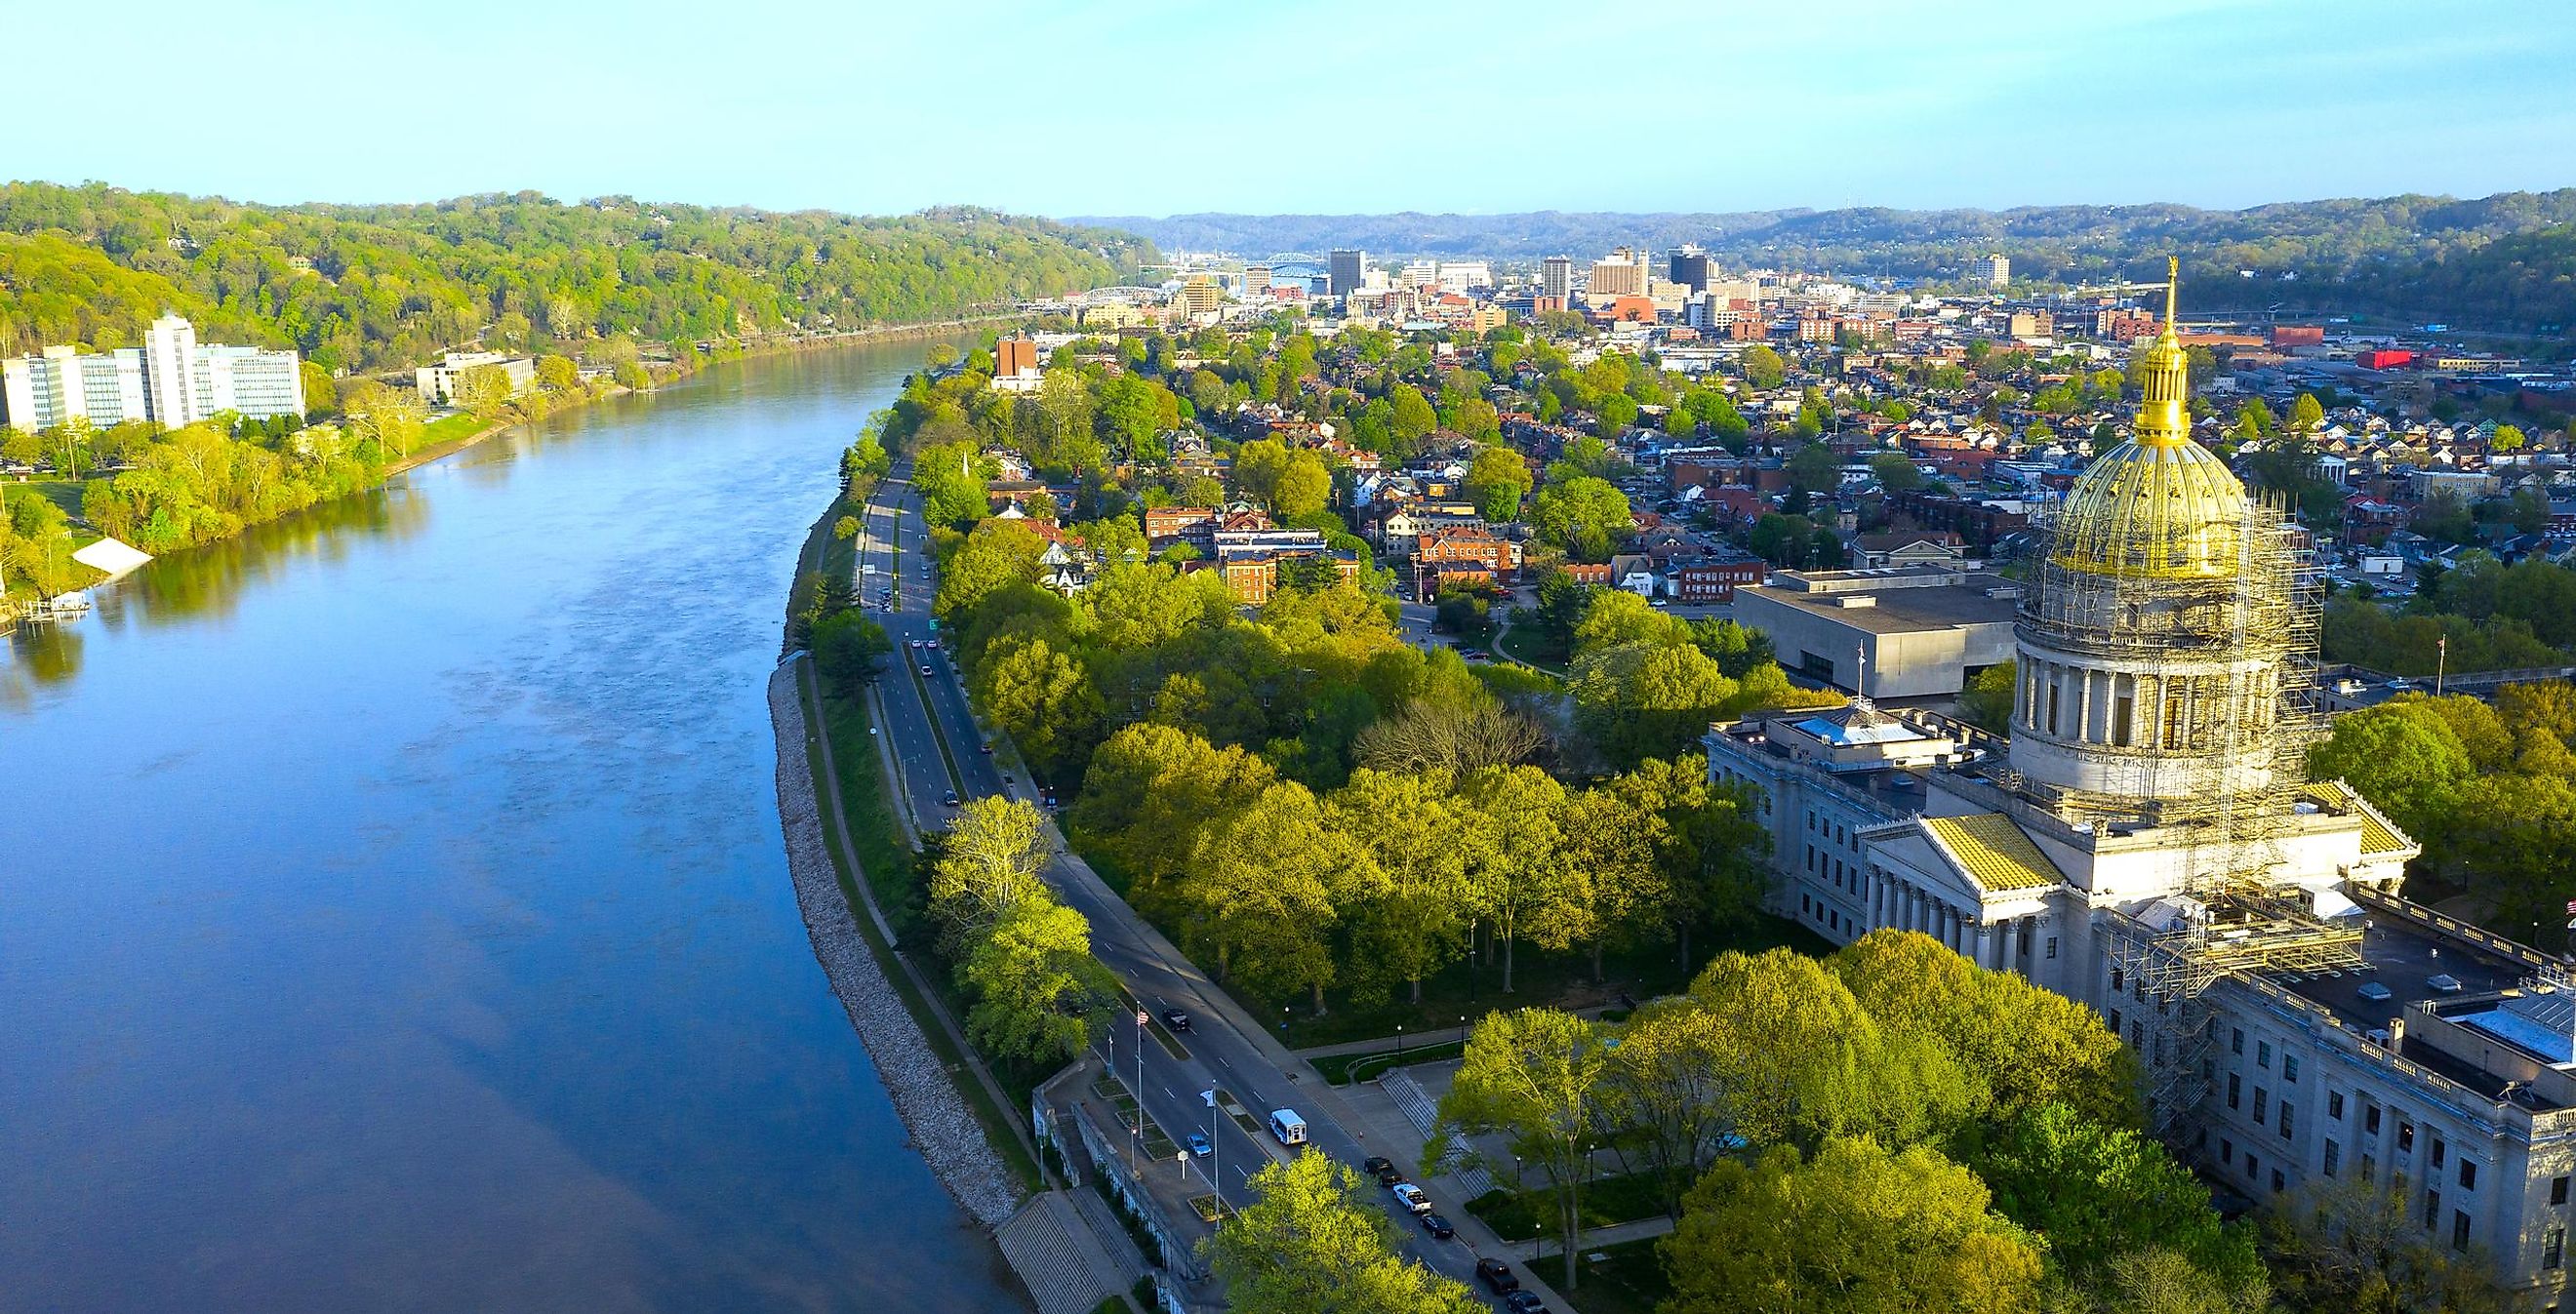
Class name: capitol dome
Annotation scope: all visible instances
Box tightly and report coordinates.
[2049,282,2251,579]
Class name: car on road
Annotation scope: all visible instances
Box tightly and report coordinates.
[1504,1293,1549,1314]
[919,663,934,675]
[1001,774,1014,785]
[1475,1258,1519,1294]
[1361,1155,1393,1176]
[1161,1009,1192,1032]
[1268,1108,1308,1146]
[925,639,939,651]
[980,742,994,754]
[1391,1182,1431,1214]
[1375,1163,1403,1186]
[1186,1133,1211,1158]
[1420,1212,1454,1239]
[942,789,960,807]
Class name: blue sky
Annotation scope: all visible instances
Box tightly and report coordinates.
[18,0,2572,218]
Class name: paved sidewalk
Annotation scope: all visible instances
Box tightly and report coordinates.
[1529,1214,1676,1258]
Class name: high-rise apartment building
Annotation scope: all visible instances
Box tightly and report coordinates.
[0,314,303,432]
[1243,264,1271,295]
[1589,247,1647,299]
[1328,249,1366,297]
[1179,274,1222,317]
[1983,252,2012,288]
[1669,247,1712,294]
[1540,256,1573,303]
[1400,259,1439,290]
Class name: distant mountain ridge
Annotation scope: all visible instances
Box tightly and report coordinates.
[1070,193,2576,334]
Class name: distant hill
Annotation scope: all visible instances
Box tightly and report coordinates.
[1073,192,2576,332]
[0,181,1157,371]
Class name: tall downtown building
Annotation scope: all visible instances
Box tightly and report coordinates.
[1327,249,1365,298]
[1,314,305,432]
[1711,267,2576,1304]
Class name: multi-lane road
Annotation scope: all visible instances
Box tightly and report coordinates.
[842,458,1532,1300]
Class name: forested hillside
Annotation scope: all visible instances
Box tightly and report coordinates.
[0,182,1152,371]
[1079,190,2576,331]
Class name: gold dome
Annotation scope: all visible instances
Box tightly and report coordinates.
[2049,261,2251,578]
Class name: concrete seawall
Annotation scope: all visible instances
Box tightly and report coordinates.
[766,665,1022,1226]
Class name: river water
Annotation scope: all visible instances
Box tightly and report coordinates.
[0,341,1024,1314]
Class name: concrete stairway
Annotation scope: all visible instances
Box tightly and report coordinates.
[992,1190,1130,1314]
[1380,1070,1496,1197]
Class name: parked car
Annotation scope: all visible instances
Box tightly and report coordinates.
[1504,1293,1549,1314]
[1420,1213,1454,1239]
[1161,1009,1192,1033]
[1186,1134,1211,1158]
[1375,1163,1403,1186]
[1361,1156,1393,1176]
[1475,1258,1519,1294]
[1391,1183,1431,1214]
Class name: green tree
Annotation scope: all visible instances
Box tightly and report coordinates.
[1571,641,1737,766]
[1965,1101,2263,1301]
[1389,383,1437,445]
[1659,1137,2045,1314]
[1205,1151,1482,1314]
[1831,930,2135,1128]
[1868,451,1923,492]
[1740,343,1787,389]
[1183,780,1359,1008]
[1528,475,1631,562]
[1458,765,1580,994]
[1687,947,1966,1150]
[973,632,1103,778]
[811,610,891,691]
[1464,444,1532,521]
[1434,1008,1611,1290]
[1959,660,2017,733]
[1272,450,1331,520]
[2306,699,2475,839]
[1786,442,1840,497]
[935,518,1046,619]
[925,797,1054,958]
[2289,392,2326,433]
[958,898,1098,1065]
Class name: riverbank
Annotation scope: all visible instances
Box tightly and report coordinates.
[382,315,1019,483]
[767,662,1024,1226]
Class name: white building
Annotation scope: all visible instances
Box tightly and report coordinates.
[415,350,537,406]
[0,314,303,432]
[1711,278,2576,1303]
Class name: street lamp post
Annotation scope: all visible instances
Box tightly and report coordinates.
[1392,1022,1404,1062]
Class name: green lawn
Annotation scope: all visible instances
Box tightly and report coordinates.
[20,479,87,521]
[1493,622,1569,673]
[1559,1237,1671,1314]
[1313,1039,1467,1086]
[1467,1170,1670,1238]
[1251,913,1832,1051]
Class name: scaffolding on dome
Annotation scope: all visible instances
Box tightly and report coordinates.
[1997,264,2368,1135]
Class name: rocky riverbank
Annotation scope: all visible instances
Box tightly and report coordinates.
[767,665,1023,1226]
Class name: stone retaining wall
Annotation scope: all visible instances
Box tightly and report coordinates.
[767,665,1022,1226]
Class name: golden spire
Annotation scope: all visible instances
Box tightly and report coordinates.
[2132,258,2190,448]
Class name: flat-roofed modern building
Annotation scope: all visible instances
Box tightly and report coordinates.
[0,314,303,431]
[1732,565,2021,698]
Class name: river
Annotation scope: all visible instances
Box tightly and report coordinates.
[0,340,1026,1314]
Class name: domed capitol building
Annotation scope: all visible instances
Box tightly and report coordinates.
[1709,266,2576,1303]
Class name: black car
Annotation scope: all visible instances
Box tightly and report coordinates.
[942,789,960,806]
[1361,1156,1393,1176]
[1420,1212,1454,1240]
[1475,1257,1518,1294]
[1375,1164,1403,1187]
[1504,1293,1548,1314]
[1160,1008,1191,1032]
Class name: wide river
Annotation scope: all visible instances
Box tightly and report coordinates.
[0,340,1024,1314]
